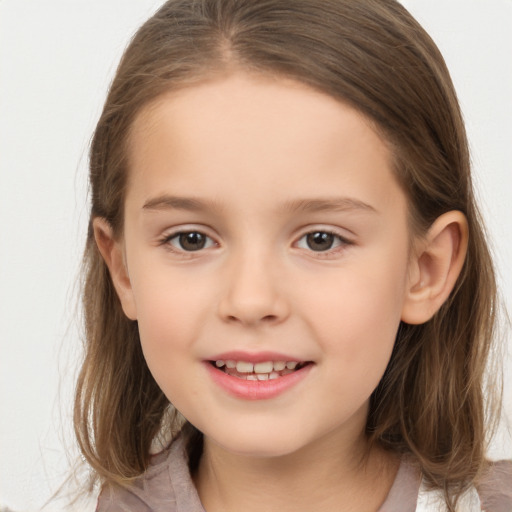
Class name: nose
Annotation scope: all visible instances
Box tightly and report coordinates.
[217,250,290,327]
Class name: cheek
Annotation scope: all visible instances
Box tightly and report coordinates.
[134,288,206,409]
[131,256,210,333]
[129,265,213,385]
[303,251,408,370]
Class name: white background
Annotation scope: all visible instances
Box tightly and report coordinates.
[1,1,511,510]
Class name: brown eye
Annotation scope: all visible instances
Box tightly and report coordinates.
[296,231,350,253]
[166,231,214,251]
[180,232,206,251]
[305,232,335,251]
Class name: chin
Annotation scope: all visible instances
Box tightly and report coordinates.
[202,423,314,459]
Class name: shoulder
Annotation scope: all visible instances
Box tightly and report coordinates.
[477,459,512,512]
[381,456,512,512]
[95,436,204,512]
[416,460,512,512]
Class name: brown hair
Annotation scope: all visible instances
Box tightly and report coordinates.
[74,1,500,509]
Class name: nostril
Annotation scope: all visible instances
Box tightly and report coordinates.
[225,313,278,323]
[218,293,289,326]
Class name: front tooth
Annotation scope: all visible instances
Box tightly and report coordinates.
[236,361,254,373]
[286,361,298,370]
[254,361,273,373]
[225,360,236,368]
[257,374,269,380]
[215,360,225,367]
[269,372,279,380]
[246,374,258,381]
[273,361,286,371]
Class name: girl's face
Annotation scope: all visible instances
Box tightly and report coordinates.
[115,73,415,457]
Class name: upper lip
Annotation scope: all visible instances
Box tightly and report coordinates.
[207,351,307,363]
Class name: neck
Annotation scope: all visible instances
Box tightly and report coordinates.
[193,427,398,512]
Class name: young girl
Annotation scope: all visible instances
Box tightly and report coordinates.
[74,1,511,510]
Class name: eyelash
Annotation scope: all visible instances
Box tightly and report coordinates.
[295,230,353,257]
[160,231,217,253]
[159,229,353,256]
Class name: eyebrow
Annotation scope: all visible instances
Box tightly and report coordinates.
[282,197,377,214]
[143,195,222,212]
[142,195,377,214]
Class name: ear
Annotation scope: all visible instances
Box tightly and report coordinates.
[93,217,138,320]
[401,211,468,325]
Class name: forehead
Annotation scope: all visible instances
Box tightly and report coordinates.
[125,73,404,217]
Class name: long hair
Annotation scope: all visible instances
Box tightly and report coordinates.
[74,1,500,509]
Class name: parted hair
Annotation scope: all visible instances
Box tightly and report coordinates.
[75,1,500,509]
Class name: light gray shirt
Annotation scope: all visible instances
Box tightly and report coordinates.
[96,437,512,511]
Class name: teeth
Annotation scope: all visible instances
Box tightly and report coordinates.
[246,374,258,381]
[254,361,273,373]
[236,361,254,373]
[214,359,306,376]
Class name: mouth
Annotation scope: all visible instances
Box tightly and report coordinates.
[209,359,312,381]
[205,356,315,400]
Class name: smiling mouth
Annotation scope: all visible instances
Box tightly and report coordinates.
[209,360,312,381]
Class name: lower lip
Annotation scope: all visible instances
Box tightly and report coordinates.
[204,362,313,400]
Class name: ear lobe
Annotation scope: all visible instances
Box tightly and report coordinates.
[93,217,138,320]
[401,211,468,325]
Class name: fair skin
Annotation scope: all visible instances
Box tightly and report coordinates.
[95,73,468,512]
